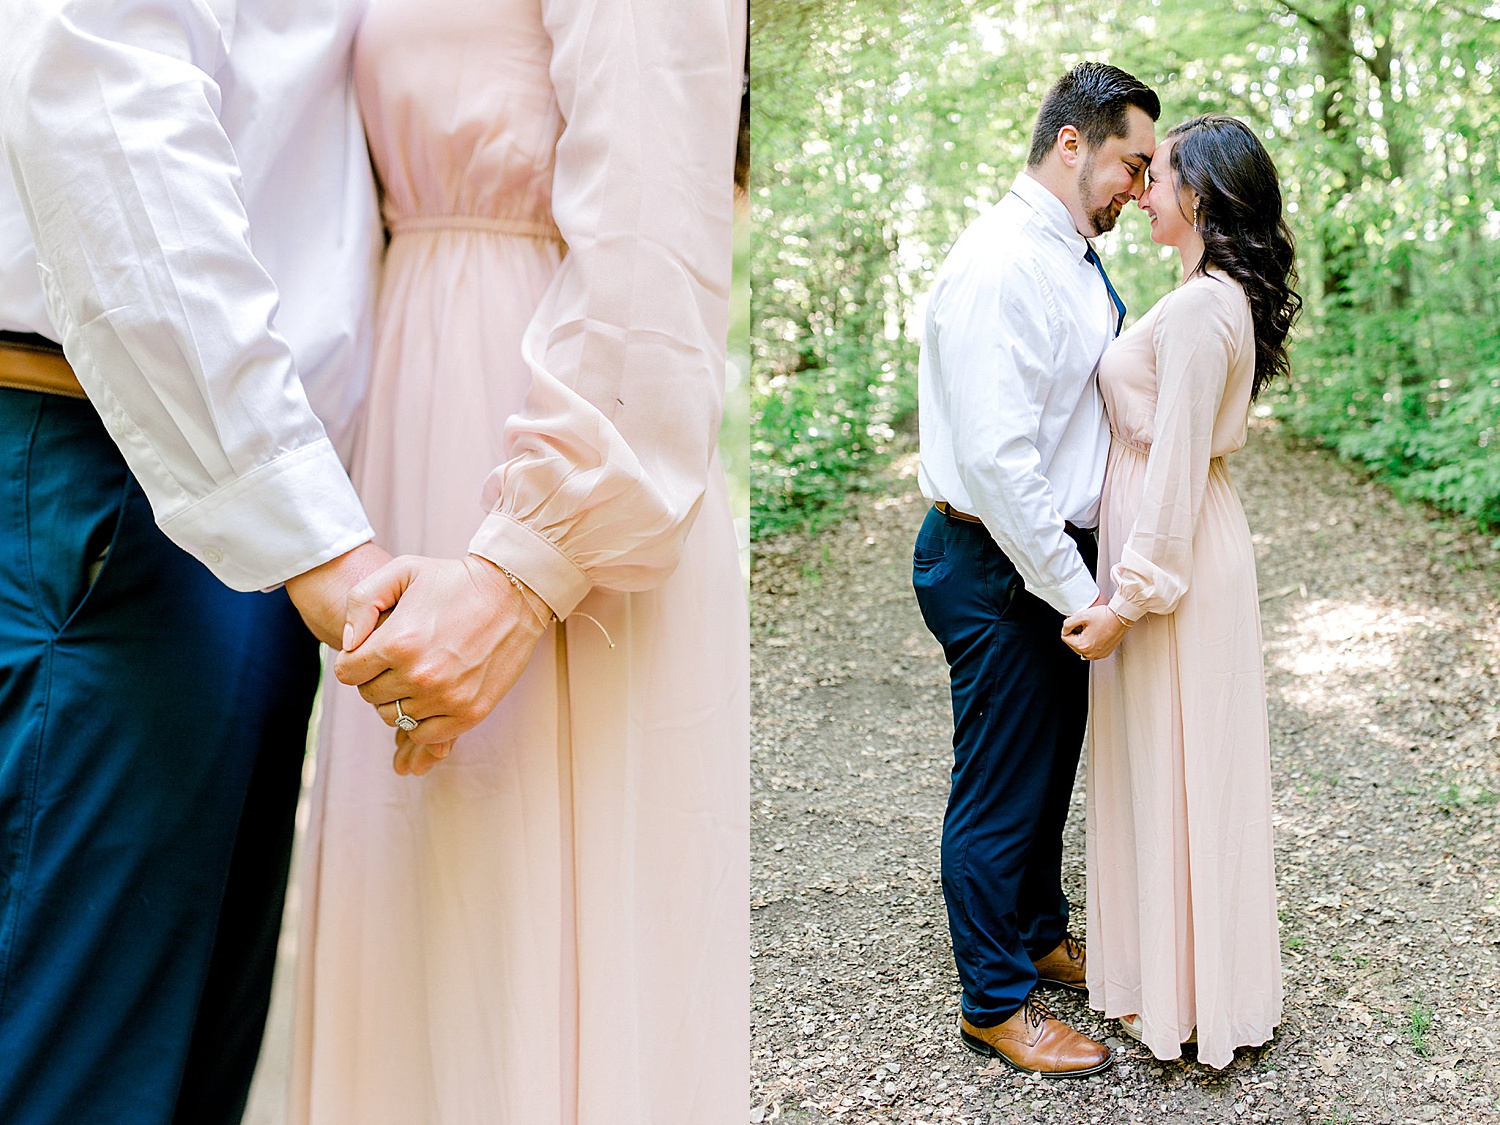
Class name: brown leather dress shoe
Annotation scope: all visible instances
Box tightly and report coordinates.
[1032,934,1086,992]
[959,994,1113,1078]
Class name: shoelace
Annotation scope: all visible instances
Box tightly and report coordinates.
[1059,933,1086,964]
[1021,993,1057,1031]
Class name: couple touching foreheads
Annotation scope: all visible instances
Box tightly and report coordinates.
[0,2,746,1124]
[913,62,1301,1074]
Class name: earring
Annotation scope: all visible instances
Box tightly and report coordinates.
[1192,198,1201,229]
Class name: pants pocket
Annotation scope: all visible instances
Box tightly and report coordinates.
[22,398,129,633]
[985,547,1021,620]
[912,515,950,604]
[913,542,946,568]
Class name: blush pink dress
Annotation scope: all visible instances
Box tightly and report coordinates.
[1084,271,1282,1069]
[286,2,748,1122]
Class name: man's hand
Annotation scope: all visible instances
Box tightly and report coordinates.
[333,554,551,776]
[284,542,393,648]
[1061,604,1131,661]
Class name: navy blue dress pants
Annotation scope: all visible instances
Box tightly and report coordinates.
[912,504,1095,1026]
[0,389,320,1125]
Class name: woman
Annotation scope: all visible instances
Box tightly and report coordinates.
[1060,115,1301,1068]
[287,2,748,1122]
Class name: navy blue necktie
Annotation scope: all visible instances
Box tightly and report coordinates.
[1084,245,1126,337]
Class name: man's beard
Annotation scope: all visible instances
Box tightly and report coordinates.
[1078,156,1122,235]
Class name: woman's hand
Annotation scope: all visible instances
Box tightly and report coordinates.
[334,554,551,776]
[1061,605,1132,661]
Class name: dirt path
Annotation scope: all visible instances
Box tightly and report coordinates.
[750,420,1500,1125]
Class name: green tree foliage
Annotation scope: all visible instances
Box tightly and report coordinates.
[752,0,1500,537]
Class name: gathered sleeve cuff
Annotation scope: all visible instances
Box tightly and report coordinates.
[1108,280,1234,619]
[464,0,743,614]
[1106,591,1147,624]
[469,511,592,622]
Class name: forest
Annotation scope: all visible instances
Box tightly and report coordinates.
[750,0,1500,541]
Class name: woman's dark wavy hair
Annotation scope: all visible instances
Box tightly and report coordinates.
[1166,115,1302,401]
[735,28,749,193]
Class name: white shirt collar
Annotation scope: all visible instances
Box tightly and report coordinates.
[1010,172,1093,264]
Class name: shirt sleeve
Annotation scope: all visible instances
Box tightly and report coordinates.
[0,0,372,592]
[465,0,742,620]
[1108,281,1235,622]
[933,255,1100,616]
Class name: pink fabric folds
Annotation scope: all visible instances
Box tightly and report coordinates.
[1085,272,1283,1068]
[288,2,749,1122]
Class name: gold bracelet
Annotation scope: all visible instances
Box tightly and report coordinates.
[497,564,560,624]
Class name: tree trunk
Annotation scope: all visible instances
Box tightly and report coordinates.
[1310,1,1360,308]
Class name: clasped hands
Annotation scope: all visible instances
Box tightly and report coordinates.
[1061,596,1133,662]
[285,542,549,777]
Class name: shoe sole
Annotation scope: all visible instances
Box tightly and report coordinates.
[959,1029,1115,1078]
[1034,976,1087,994]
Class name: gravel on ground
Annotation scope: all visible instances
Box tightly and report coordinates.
[750,419,1500,1125]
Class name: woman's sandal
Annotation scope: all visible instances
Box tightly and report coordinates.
[1118,1014,1197,1045]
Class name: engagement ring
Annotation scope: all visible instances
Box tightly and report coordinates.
[394,699,419,732]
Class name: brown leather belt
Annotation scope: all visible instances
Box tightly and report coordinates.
[935,501,1092,536]
[0,337,87,399]
[935,500,983,524]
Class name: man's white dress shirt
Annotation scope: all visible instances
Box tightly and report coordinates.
[917,172,1116,617]
[0,0,380,592]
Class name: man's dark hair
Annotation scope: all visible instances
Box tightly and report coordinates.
[1026,63,1161,167]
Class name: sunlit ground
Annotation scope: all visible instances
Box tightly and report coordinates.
[750,418,1500,1121]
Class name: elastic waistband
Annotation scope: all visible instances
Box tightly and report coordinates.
[387,214,564,244]
[1110,431,1151,455]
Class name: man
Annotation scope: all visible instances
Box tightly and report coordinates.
[911,62,1159,1077]
[0,5,389,1122]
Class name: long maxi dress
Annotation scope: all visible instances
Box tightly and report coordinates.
[1084,270,1282,1069]
[287,2,748,1122]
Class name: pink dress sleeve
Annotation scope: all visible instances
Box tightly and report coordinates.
[465,0,744,620]
[1107,280,1236,622]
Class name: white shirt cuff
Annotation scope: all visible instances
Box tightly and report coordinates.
[1050,568,1101,618]
[157,439,373,592]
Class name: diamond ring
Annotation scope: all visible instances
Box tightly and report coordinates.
[393,699,419,732]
